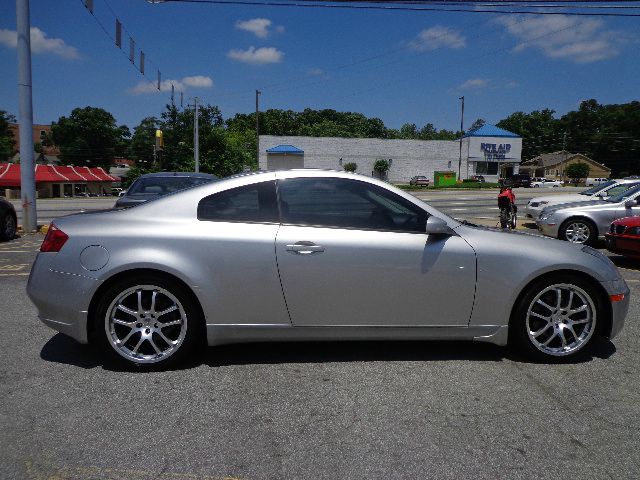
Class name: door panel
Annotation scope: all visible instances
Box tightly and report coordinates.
[276,226,476,327]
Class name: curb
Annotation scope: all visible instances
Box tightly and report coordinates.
[17,224,49,235]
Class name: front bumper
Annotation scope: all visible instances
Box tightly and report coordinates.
[536,220,560,238]
[27,253,99,344]
[599,277,630,340]
[605,234,640,260]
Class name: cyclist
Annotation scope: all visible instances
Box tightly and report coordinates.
[498,185,517,229]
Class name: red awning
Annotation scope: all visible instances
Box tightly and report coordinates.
[0,164,22,187]
[0,163,119,187]
[54,165,90,182]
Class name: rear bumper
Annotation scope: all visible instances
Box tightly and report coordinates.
[27,253,99,344]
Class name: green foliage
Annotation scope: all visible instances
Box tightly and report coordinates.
[373,159,390,173]
[565,162,590,180]
[343,162,357,172]
[51,106,129,168]
[0,110,16,161]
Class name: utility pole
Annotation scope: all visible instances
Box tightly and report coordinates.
[561,131,567,181]
[16,0,37,233]
[256,90,261,170]
[458,96,465,180]
[193,97,199,173]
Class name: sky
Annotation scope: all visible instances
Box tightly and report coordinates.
[0,0,639,133]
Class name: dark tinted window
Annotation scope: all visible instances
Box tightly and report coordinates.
[128,175,215,195]
[277,177,427,232]
[198,181,278,223]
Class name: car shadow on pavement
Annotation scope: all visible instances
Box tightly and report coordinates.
[40,334,617,371]
[200,341,507,367]
[609,255,640,271]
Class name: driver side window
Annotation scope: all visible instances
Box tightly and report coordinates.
[277,177,427,233]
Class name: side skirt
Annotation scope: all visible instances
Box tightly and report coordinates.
[206,324,509,347]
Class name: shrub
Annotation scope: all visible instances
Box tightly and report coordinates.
[343,162,357,172]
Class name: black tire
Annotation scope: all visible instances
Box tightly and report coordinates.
[0,212,17,241]
[509,274,604,362]
[560,218,598,246]
[510,211,517,230]
[93,274,204,370]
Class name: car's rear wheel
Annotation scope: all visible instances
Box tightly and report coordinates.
[510,275,602,361]
[94,275,202,369]
[560,218,597,246]
[0,212,17,241]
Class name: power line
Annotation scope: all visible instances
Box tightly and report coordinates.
[161,0,640,17]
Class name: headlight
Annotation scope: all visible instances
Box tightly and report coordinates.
[539,212,554,222]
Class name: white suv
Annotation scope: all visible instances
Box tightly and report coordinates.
[525,179,639,219]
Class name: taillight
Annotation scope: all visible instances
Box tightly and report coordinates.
[40,224,69,252]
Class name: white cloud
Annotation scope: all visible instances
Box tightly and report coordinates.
[307,68,324,76]
[228,46,283,65]
[505,81,519,88]
[0,27,79,59]
[458,78,489,90]
[235,18,272,38]
[409,26,466,51]
[496,14,624,64]
[182,75,214,88]
[128,75,214,94]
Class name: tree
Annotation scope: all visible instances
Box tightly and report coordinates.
[0,110,16,162]
[565,162,590,183]
[50,106,129,168]
[129,117,160,168]
[497,109,562,160]
[468,118,485,133]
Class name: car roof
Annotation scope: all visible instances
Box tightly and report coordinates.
[137,171,218,179]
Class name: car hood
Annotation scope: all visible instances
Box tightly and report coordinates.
[529,194,590,204]
[540,199,607,214]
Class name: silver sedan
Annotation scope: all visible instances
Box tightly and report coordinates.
[27,170,629,369]
[537,184,640,246]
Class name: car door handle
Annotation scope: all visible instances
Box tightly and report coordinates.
[285,242,325,255]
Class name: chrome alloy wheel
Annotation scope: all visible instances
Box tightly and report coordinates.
[526,283,596,356]
[105,285,188,364]
[564,221,591,244]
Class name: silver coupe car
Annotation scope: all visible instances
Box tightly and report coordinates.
[537,184,640,246]
[27,170,629,369]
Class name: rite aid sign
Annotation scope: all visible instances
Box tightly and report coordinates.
[466,135,522,163]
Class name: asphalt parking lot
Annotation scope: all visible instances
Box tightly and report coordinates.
[1,213,639,479]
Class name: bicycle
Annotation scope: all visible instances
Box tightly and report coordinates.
[498,189,517,230]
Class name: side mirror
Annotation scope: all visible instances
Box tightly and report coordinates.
[625,199,639,208]
[425,216,455,236]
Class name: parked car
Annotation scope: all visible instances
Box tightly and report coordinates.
[470,175,485,183]
[27,170,629,369]
[500,174,531,188]
[409,175,430,186]
[537,184,640,246]
[586,178,609,187]
[526,179,640,219]
[0,197,17,241]
[531,179,563,188]
[114,172,217,208]
[605,217,640,260]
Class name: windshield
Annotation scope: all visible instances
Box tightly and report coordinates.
[606,184,640,203]
[580,180,617,196]
[128,176,215,195]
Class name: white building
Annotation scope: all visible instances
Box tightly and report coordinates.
[260,125,522,183]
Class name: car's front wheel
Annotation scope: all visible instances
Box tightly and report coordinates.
[94,275,203,369]
[0,212,17,241]
[560,218,597,246]
[510,275,602,361]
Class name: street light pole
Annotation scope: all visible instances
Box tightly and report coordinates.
[255,90,261,170]
[458,96,465,180]
[16,0,37,233]
[193,96,199,173]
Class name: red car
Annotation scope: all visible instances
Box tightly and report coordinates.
[605,216,640,260]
